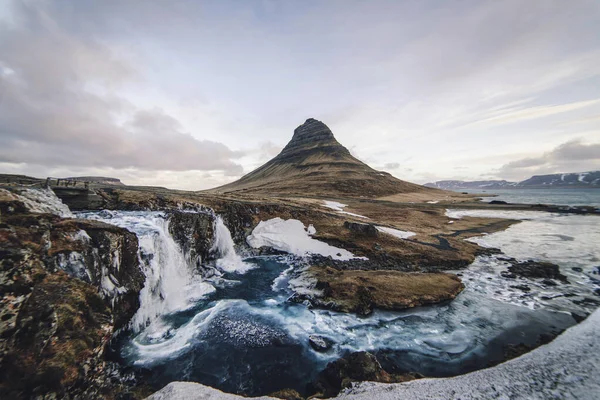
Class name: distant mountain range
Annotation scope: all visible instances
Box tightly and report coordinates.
[426,171,600,190]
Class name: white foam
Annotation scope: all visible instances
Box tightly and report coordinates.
[376,226,416,239]
[247,218,367,261]
[79,211,216,331]
[211,216,254,274]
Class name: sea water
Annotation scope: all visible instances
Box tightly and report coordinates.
[455,188,600,207]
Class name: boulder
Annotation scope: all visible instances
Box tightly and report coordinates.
[309,335,335,352]
[343,221,379,238]
[507,260,568,282]
[315,351,417,397]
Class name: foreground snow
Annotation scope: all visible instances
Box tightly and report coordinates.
[146,306,600,399]
[247,217,367,261]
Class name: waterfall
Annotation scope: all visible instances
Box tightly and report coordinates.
[79,211,215,332]
[79,211,251,333]
[211,215,254,274]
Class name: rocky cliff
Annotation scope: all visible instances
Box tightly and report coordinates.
[0,189,147,399]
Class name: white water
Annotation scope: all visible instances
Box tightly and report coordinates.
[79,211,217,331]
[446,209,600,314]
[211,215,254,274]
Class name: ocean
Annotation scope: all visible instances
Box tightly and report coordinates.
[453,188,600,207]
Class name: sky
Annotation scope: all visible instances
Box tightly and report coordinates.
[1,0,599,190]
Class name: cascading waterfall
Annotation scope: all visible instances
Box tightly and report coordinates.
[79,211,216,331]
[133,216,215,331]
[79,211,253,332]
[211,215,254,274]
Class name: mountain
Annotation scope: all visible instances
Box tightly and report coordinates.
[519,171,600,187]
[426,171,600,190]
[210,118,438,197]
[425,180,517,190]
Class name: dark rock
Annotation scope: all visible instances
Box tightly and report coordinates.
[314,351,418,397]
[572,267,583,272]
[541,279,557,286]
[489,200,508,204]
[571,297,600,307]
[343,221,379,238]
[269,389,303,400]
[594,288,600,297]
[511,284,531,292]
[168,211,215,267]
[309,335,335,352]
[571,312,589,323]
[500,271,517,279]
[0,194,146,398]
[507,260,568,282]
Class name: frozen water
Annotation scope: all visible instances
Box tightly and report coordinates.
[446,209,600,314]
[247,217,367,261]
[445,209,552,220]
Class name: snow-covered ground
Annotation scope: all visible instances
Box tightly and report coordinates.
[323,200,369,219]
[247,217,367,261]
[376,226,416,239]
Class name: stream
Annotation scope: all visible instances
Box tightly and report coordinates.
[78,210,599,396]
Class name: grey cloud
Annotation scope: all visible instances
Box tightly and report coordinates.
[498,139,600,179]
[383,162,400,170]
[0,1,243,175]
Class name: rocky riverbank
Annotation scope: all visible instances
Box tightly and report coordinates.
[0,189,149,399]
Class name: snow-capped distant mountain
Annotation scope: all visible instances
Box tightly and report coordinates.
[424,180,517,190]
[519,171,600,187]
[425,171,600,190]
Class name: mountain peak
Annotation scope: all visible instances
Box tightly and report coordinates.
[209,118,431,197]
[278,118,350,160]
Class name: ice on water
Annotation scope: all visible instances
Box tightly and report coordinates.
[446,209,600,314]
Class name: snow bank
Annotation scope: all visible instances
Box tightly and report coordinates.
[323,200,369,219]
[376,226,416,239]
[247,218,367,261]
[10,188,74,218]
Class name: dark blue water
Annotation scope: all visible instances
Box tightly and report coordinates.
[112,257,576,397]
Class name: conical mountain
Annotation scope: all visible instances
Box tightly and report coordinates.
[210,118,436,197]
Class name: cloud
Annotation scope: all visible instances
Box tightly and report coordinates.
[465,99,600,128]
[497,139,600,179]
[383,162,400,170]
[0,1,243,177]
